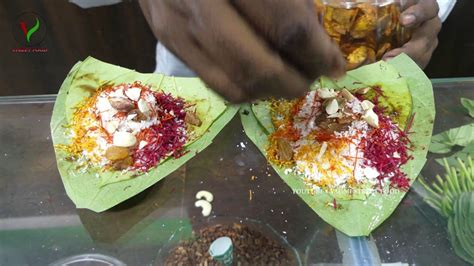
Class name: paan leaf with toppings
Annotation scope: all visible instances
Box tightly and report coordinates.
[51,57,238,212]
[241,54,434,236]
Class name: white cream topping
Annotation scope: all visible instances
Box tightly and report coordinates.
[287,88,381,192]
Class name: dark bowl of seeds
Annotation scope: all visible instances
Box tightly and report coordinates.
[157,217,301,265]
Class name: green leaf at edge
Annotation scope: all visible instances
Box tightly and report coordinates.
[429,124,474,154]
[461,98,474,118]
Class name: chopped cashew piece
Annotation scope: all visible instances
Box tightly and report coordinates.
[356,87,371,94]
[341,89,355,101]
[113,131,137,147]
[96,97,113,112]
[326,99,339,115]
[327,112,343,118]
[363,109,379,128]
[196,190,213,202]
[127,112,138,121]
[318,88,338,99]
[195,200,212,217]
[104,120,119,134]
[138,141,148,149]
[317,142,328,160]
[124,87,142,101]
[137,99,151,116]
[361,100,375,111]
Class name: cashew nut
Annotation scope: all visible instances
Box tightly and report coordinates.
[360,100,375,111]
[341,89,356,101]
[196,190,213,202]
[325,99,339,115]
[318,88,337,99]
[124,87,142,101]
[137,99,151,115]
[113,131,137,147]
[362,109,379,128]
[195,200,212,217]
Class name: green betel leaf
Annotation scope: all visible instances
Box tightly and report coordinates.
[241,54,434,236]
[251,101,274,134]
[461,98,474,118]
[51,57,238,212]
[435,142,474,166]
[429,124,474,154]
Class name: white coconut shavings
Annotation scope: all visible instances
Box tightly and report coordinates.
[295,139,375,188]
[109,87,125,98]
[317,142,328,160]
[299,91,319,118]
[143,91,157,105]
[96,96,113,113]
[97,87,162,136]
[346,98,364,114]
[290,89,382,191]
[84,84,166,166]
[118,117,159,135]
[80,109,110,166]
[363,167,380,180]
[334,120,369,139]
[294,91,322,138]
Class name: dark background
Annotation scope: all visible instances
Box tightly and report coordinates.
[0,0,473,96]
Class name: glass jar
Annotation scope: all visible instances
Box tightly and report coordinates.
[314,0,413,70]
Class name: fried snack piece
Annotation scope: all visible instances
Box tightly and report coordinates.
[377,42,392,59]
[378,4,399,37]
[323,6,358,35]
[346,46,376,70]
[366,46,376,63]
[350,4,377,39]
[346,46,367,70]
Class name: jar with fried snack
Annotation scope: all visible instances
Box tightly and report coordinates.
[314,0,414,70]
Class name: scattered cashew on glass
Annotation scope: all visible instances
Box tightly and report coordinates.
[195,190,213,217]
[196,190,213,202]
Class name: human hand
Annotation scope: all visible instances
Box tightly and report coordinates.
[139,0,345,102]
[383,0,442,69]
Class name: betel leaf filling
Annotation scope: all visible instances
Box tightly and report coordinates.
[265,86,412,195]
[59,81,197,173]
[241,54,434,236]
[51,57,238,212]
